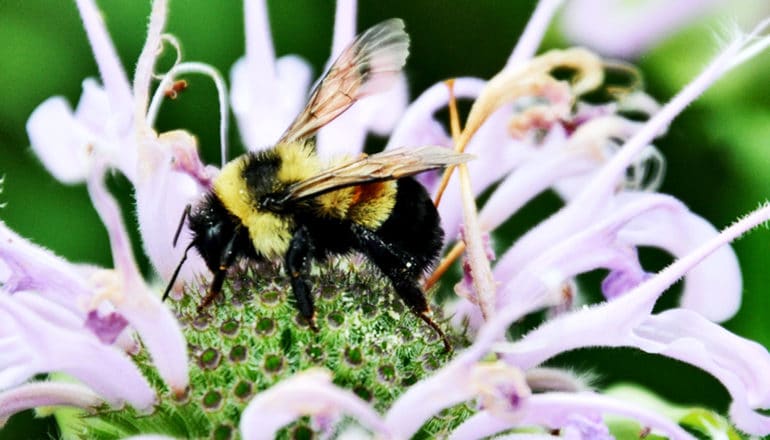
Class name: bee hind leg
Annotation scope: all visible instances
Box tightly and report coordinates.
[351,224,452,352]
[285,224,318,331]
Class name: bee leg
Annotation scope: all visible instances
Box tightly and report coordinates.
[198,232,238,312]
[285,224,318,331]
[351,225,452,352]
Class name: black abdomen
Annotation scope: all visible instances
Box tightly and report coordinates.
[375,177,443,273]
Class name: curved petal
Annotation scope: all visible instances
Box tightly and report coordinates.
[87,169,189,395]
[386,361,529,439]
[74,0,133,117]
[0,381,103,426]
[240,369,388,440]
[617,198,741,321]
[634,309,770,434]
[135,132,209,289]
[518,393,694,440]
[386,78,485,151]
[26,97,92,184]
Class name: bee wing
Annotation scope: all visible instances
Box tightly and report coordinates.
[280,146,473,203]
[278,18,409,144]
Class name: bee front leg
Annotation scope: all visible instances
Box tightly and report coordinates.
[198,232,239,312]
[285,224,318,331]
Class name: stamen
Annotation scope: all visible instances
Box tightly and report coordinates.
[576,23,770,211]
[164,79,188,99]
[151,33,183,80]
[133,0,168,132]
[433,79,463,206]
[147,62,230,167]
[624,146,665,191]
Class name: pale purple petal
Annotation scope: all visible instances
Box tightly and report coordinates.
[244,0,276,93]
[132,0,167,131]
[507,0,566,66]
[240,369,388,440]
[74,0,133,119]
[0,292,156,409]
[560,0,724,58]
[231,55,313,150]
[0,221,91,309]
[231,0,313,150]
[635,309,770,434]
[386,360,530,438]
[493,193,682,301]
[478,115,647,231]
[601,265,650,300]
[134,132,209,289]
[616,195,742,321]
[453,393,696,439]
[330,0,356,60]
[87,169,189,395]
[498,204,770,369]
[0,381,103,426]
[518,393,696,440]
[560,413,613,439]
[26,97,93,183]
[494,191,740,322]
[449,412,518,440]
[491,205,770,435]
[29,0,143,185]
[386,78,485,151]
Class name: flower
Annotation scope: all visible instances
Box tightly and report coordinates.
[0,168,189,416]
[3,0,770,439]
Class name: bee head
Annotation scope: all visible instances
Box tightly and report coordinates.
[187,194,241,272]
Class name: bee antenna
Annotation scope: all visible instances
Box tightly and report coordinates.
[162,240,195,302]
[172,204,192,247]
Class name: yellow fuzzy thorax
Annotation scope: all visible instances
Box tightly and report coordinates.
[213,142,320,259]
[213,142,398,257]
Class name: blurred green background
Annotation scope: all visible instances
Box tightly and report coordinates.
[0,0,768,438]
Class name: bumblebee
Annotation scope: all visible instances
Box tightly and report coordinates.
[164,19,469,351]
